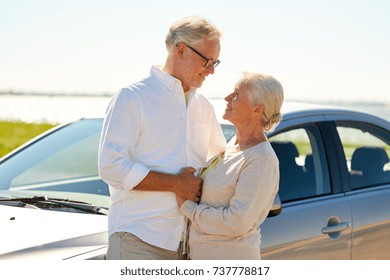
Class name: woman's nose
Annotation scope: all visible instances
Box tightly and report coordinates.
[225,93,233,101]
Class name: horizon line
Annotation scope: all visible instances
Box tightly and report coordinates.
[1,90,389,106]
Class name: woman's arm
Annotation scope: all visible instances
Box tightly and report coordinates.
[180,156,278,236]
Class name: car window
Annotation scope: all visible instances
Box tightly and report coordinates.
[0,119,103,190]
[11,134,100,187]
[221,124,236,142]
[269,126,331,202]
[336,122,390,189]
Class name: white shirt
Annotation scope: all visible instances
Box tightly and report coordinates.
[98,65,226,251]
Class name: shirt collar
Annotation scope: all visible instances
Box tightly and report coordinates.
[150,65,196,96]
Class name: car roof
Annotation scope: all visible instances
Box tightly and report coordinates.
[210,99,390,129]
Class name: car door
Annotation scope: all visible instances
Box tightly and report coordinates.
[260,122,352,259]
[335,121,390,259]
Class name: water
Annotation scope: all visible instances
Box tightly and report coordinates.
[0,93,389,124]
[0,94,111,123]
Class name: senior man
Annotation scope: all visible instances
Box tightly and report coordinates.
[98,16,226,260]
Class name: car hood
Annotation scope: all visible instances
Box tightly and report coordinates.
[0,204,108,260]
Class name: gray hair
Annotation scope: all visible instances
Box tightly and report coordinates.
[238,72,284,132]
[165,16,222,51]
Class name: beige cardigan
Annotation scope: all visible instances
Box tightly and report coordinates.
[180,141,279,260]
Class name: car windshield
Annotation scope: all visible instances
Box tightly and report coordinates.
[0,119,109,208]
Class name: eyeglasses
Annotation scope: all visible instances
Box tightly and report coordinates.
[182,43,221,69]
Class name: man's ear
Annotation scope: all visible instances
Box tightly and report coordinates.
[176,42,185,57]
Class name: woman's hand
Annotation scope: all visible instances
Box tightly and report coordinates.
[176,195,186,208]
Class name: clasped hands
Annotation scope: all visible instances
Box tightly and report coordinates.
[175,167,202,208]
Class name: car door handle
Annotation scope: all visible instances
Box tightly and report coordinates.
[322,222,350,234]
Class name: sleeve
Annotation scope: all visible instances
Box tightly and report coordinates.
[98,87,150,191]
[180,155,278,236]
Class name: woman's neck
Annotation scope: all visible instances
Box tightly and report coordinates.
[235,123,267,150]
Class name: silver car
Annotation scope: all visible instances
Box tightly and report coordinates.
[0,102,389,259]
[0,119,108,260]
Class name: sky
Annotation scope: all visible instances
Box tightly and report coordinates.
[1,0,390,103]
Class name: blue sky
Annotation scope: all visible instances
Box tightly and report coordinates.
[1,0,390,102]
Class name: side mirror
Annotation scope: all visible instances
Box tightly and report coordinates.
[267,194,282,217]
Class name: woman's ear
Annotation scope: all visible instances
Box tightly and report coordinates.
[254,104,264,113]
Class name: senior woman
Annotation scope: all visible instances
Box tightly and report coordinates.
[177,72,284,259]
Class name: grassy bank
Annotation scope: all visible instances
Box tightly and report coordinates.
[0,120,57,158]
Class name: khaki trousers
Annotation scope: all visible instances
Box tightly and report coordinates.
[106,232,187,260]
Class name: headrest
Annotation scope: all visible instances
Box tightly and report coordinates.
[351,146,389,171]
[271,141,299,159]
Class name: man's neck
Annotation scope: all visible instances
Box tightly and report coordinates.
[163,62,189,92]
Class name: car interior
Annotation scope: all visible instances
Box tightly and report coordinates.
[350,146,390,189]
[270,141,316,202]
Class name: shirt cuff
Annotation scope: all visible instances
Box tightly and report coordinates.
[180,200,197,219]
[122,162,150,191]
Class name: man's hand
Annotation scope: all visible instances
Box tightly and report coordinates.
[132,167,202,202]
[175,167,202,202]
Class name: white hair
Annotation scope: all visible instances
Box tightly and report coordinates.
[165,16,222,51]
[238,72,284,132]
